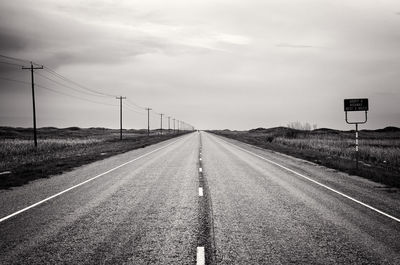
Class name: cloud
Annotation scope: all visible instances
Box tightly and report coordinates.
[0,29,27,52]
[1,0,399,130]
[275,43,319,49]
[0,0,251,69]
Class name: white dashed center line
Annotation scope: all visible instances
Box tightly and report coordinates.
[198,187,203,196]
[197,246,205,265]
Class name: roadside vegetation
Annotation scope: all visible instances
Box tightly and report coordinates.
[209,127,400,188]
[0,127,189,189]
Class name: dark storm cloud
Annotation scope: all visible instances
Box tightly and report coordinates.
[0,1,184,69]
[0,1,249,69]
[0,29,27,52]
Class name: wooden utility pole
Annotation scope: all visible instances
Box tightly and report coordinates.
[116,96,126,140]
[160,113,164,135]
[168,116,171,133]
[146,108,152,136]
[22,62,43,148]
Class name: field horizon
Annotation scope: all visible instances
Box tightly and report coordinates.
[0,126,190,189]
[209,126,400,189]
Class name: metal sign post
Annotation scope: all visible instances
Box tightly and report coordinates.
[344,98,369,170]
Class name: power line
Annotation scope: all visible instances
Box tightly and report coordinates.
[0,54,31,64]
[126,99,146,110]
[126,101,146,111]
[124,105,146,115]
[0,61,25,68]
[1,54,196,132]
[43,66,117,98]
[36,83,117,107]
[0,76,31,85]
[0,54,117,99]
[35,71,110,98]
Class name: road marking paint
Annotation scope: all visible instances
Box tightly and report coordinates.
[199,157,202,161]
[199,187,203,196]
[0,137,185,224]
[0,171,11,176]
[199,167,203,173]
[219,137,400,223]
[197,246,205,265]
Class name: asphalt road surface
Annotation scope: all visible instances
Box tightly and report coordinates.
[0,132,399,264]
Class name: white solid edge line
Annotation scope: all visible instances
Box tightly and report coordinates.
[218,137,400,223]
[199,187,203,196]
[0,137,185,224]
[197,246,205,265]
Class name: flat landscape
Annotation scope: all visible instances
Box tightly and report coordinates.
[0,127,187,189]
[1,132,399,264]
[209,127,400,189]
[1,1,400,264]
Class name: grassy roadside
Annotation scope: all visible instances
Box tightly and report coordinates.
[209,127,400,189]
[0,127,190,189]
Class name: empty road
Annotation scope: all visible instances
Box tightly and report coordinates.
[0,132,399,264]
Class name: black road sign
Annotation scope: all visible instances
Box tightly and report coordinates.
[344,98,369,112]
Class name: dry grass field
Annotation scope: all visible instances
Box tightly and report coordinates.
[210,127,400,188]
[0,127,187,189]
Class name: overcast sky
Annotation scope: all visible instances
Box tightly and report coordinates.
[0,0,399,130]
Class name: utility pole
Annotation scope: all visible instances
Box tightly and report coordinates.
[177,120,180,133]
[173,118,176,134]
[160,113,164,135]
[116,96,126,140]
[146,108,152,136]
[168,116,171,133]
[22,62,43,148]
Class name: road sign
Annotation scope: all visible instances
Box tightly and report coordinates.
[344,98,369,170]
[344,98,369,112]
